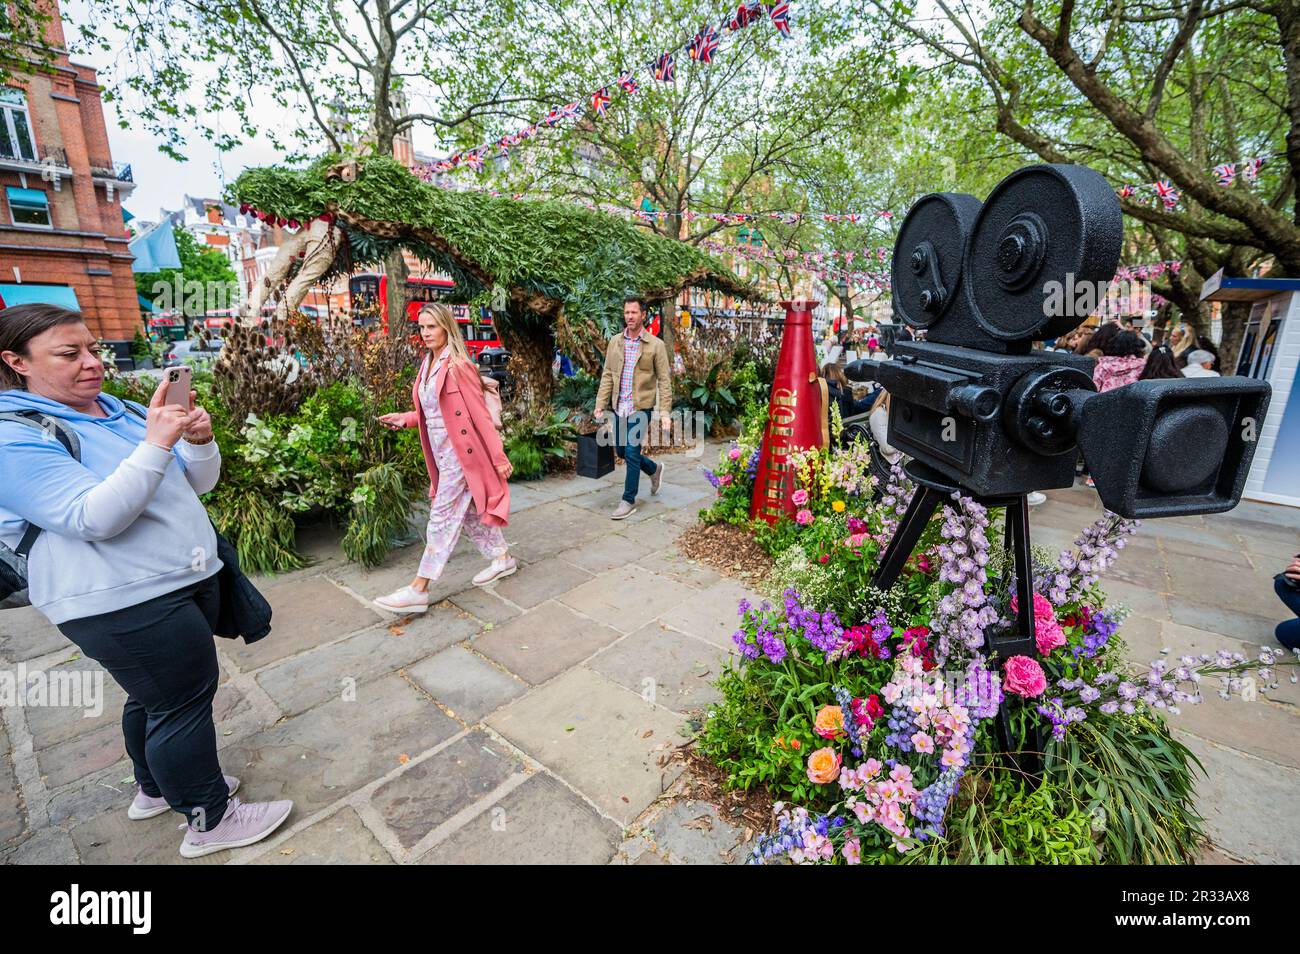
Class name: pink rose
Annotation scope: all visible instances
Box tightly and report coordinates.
[795,509,813,526]
[791,489,809,506]
[1003,655,1047,698]
[1011,591,1067,656]
[719,474,733,486]
[728,447,742,461]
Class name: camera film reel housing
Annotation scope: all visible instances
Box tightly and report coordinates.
[849,162,1272,515]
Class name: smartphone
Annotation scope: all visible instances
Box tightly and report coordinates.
[164,366,192,410]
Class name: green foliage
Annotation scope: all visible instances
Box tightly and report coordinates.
[503,408,574,480]
[1043,710,1205,864]
[902,773,1098,865]
[134,227,240,317]
[230,155,761,332]
[207,485,305,576]
[342,463,412,568]
[554,369,599,411]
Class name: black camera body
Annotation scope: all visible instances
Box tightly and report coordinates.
[848,163,1270,519]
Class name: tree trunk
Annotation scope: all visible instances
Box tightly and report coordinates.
[497,316,555,408]
[1218,300,1251,376]
[384,246,409,337]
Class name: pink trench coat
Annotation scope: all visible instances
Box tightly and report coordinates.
[400,353,511,528]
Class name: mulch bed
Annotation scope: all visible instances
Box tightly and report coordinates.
[675,520,774,587]
[665,743,776,849]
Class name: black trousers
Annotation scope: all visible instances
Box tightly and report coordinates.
[58,575,228,829]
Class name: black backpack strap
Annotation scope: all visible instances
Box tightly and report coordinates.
[14,522,42,558]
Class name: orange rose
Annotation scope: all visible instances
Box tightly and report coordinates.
[814,705,845,740]
[790,738,802,751]
[806,747,842,784]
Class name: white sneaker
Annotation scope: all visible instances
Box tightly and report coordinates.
[373,585,430,614]
[473,556,517,586]
[1027,491,1047,506]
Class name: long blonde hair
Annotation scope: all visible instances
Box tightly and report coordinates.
[418,303,478,384]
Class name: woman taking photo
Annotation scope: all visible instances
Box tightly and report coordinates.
[0,304,292,858]
[375,303,515,613]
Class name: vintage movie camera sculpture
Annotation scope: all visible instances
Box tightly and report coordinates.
[846,165,1270,762]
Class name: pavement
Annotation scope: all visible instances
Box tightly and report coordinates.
[1,444,1297,864]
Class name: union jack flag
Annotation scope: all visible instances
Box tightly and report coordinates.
[540,108,562,128]
[559,101,582,120]
[591,87,610,117]
[463,147,488,172]
[617,71,640,94]
[651,52,675,82]
[769,1,791,36]
[690,23,720,63]
[1117,184,1135,198]
[728,0,761,30]
[1154,180,1180,208]
[1213,162,1236,186]
[1244,156,1264,181]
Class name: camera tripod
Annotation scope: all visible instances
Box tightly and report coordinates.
[873,459,1047,780]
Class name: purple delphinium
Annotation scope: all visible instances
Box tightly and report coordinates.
[701,466,721,489]
[912,767,963,838]
[930,493,998,661]
[833,684,864,758]
[956,657,1003,719]
[1073,608,1119,659]
[1056,513,1140,603]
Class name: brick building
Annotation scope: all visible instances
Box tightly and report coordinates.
[0,0,138,343]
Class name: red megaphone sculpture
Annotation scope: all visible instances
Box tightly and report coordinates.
[750,300,827,524]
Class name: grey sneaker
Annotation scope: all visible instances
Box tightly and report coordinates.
[611,500,637,520]
[651,463,665,495]
[178,796,293,859]
[129,775,240,820]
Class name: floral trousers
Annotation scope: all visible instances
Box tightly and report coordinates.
[418,419,507,579]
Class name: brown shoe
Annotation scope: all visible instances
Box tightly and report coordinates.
[651,463,665,495]
[611,500,637,520]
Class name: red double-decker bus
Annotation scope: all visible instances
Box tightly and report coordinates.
[347,272,500,355]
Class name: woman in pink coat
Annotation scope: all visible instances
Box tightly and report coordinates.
[373,303,515,613]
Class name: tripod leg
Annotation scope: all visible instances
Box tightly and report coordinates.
[1002,495,1044,782]
[872,485,945,591]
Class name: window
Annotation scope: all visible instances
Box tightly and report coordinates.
[5,186,51,227]
[0,87,37,163]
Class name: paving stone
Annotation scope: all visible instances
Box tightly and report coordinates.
[566,480,708,521]
[446,587,521,626]
[504,502,613,563]
[614,515,686,552]
[0,606,69,663]
[36,721,126,790]
[634,548,721,589]
[1233,532,1298,563]
[0,723,24,845]
[371,730,523,849]
[505,481,562,513]
[642,798,746,865]
[328,544,480,609]
[1096,546,1171,591]
[559,565,699,635]
[249,806,394,864]
[1167,554,1279,610]
[224,575,384,672]
[487,668,688,825]
[256,609,478,717]
[1166,597,1278,645]
[474,602,621,685]
[658,578,766,650]
[537,473,623,500]
[557,534,655,574]
[1156,524,1255,564]
[4,827,79,864]
[589,623,725,714]
[1167,693,1300,770]
[1197,846,1246,865]
[20,657,122,752]
[1180,734,1300,865]
[488,559,592,609]
[418,773,619,864]
[405,647,527,723]
[217,673,460,817]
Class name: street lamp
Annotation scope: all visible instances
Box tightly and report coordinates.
[835,277,853,339]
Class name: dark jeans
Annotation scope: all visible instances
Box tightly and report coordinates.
[58,575,228,829]
[614,409,658,504]
[1274,575,1300,650]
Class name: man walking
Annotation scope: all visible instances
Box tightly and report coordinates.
[594,297,672,519]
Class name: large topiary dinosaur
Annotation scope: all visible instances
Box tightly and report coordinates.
[228,154,765,403]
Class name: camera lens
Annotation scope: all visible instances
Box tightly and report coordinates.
[1140,405,1228,494]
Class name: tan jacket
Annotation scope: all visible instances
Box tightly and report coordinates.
[595,328,673,418]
